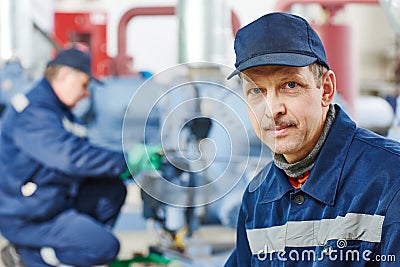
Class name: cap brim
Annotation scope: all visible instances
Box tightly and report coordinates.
[227,69,241,80]
[227,53,318,80]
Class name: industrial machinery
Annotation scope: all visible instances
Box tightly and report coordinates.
[110,2,269,262]
[14,1,267,263]
[121,62,269,263]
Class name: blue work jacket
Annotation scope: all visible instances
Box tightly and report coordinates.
[0,78,127,221]
[225,105,400,266]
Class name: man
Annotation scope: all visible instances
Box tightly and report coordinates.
[0,47,162,266]
[225,12,400,266]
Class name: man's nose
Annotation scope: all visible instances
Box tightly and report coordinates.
[264,92,286,119]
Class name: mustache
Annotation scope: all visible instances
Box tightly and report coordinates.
[262,120,297,131]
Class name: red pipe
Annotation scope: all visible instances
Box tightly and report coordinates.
[114,6,241,75]
[231,10,241,36]
[275,0,379,12]
[274,0,380,116]
[113,7,175,75]
[117,7,175,59]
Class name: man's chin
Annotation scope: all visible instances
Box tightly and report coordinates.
[262,139,294,154]
[270,144,297,156]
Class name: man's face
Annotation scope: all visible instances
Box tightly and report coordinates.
[242,65,330,163]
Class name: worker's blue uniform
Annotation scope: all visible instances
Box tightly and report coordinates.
[225,105,400,266]
[0,78,128,266]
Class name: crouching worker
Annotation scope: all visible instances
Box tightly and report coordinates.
[0,47,163,267]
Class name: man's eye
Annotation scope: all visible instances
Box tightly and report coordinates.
[285,82,297,89]
[250,88,263,94]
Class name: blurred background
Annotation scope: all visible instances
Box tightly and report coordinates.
[2,0,400,133]
[1,0,400,266]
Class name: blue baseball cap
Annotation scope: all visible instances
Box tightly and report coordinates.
[228,12,329,79]
[47,47,102,84]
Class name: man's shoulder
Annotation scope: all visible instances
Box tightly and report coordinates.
[354,127,400,157]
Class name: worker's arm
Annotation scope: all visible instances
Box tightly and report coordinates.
[13,104,127,178]
[380,189,400,266]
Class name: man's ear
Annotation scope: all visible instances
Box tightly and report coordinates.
[321,70,336,107]
[51,67,68,88]
[51,66,70,96]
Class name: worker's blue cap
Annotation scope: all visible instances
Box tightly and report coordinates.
[47,47,102,84]
[228,12,330,79]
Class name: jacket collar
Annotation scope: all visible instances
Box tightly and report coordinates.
[259,105,356,206]
[258,164,293,204]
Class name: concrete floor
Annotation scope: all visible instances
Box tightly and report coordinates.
[0,227,235,266]
[0,184,236,266]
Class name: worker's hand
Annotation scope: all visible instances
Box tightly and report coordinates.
[126,144,163,174]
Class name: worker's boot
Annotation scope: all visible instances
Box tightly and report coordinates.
[1,243,26,267]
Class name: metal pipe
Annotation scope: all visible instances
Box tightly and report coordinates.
[114,5,241,75]
[178,0,232,64]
